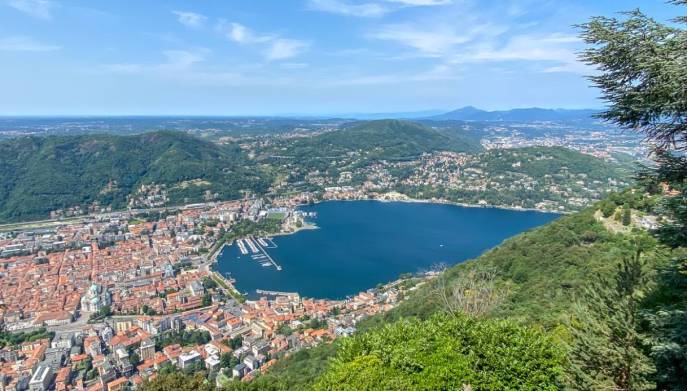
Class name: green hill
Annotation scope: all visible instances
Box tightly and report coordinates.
[0,132,269,222]
[264,120,481,166]
[329,119,482,156]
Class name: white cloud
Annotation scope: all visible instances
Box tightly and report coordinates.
[450,33,585,73]
[172,11,207,28]
[307,0,389,17]
[101,50,295,87]
[6,0,54,19]
[385,0,452,5]
[218,21,309,61]
[159,50,205,70]
[103,50,206,75]
[264,39,310,60]
[225,22,274,44]
[307,0,452,17]
[0,36,61,51]
[369,24,470,55]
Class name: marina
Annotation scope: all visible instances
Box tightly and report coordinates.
[229,236,283,272]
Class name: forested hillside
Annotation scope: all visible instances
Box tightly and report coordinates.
[260,119,481,171]
[0,132,270,222]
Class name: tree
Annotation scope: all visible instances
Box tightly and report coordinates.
[202,293,212,307]
[220,352,239,369]
[436,266,503,318]
[129,352,141,366]
[580,5,687,152]
[622,206,632,226]
[567,250,654,390]
[642,248,687,390]
[580,3,687,388]
[314,314,564,390]
[139,373,212,391]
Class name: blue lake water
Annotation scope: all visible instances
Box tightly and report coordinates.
[215,201,559,299]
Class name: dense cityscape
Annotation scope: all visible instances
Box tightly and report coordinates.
[0,196,433,390]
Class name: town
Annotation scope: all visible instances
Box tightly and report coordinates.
[0,197,430,391]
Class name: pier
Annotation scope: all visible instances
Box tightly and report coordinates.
[245,237,259,254]
[252,236,282,271]
[236,239,248,255]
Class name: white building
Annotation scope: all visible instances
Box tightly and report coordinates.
[178,351,201,369]
[80,284,111,313]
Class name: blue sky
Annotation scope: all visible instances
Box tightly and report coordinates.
[0,0,680,115]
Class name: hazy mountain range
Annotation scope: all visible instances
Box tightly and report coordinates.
[425,106,601,122]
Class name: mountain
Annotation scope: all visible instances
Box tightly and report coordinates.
[428,106,601,122]
[0,132,269,223]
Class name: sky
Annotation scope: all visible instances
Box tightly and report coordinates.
[0,0,681,116]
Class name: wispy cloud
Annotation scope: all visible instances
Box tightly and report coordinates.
[172,10,207,28]
[368,24,471,55]
[265,39,310,60]
[218,21,309,61]
[449,33,586,73]
[101,49,294,87]
[103,49,207,74]
[5,0,54,19]
[385,0,452,5]
[307,0,389,17]
[223,22,274,44]
[307,0,451,17]
[0,36,61,51]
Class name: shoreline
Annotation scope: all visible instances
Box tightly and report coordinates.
[308,196,567,215]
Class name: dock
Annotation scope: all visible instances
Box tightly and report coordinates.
[236,239,248,255]
[245,237,259,254]
[252,236,282,271]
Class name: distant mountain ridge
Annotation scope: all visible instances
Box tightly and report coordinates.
[427,106,601,122]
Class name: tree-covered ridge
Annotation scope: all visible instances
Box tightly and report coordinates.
[476,146,627,183]
[261,119,481,168]
[0,131,270,222]
[393,146,630,211]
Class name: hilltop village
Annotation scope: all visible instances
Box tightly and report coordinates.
[0,197,429,391]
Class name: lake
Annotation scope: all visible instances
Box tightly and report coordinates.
[215,201,559,299]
